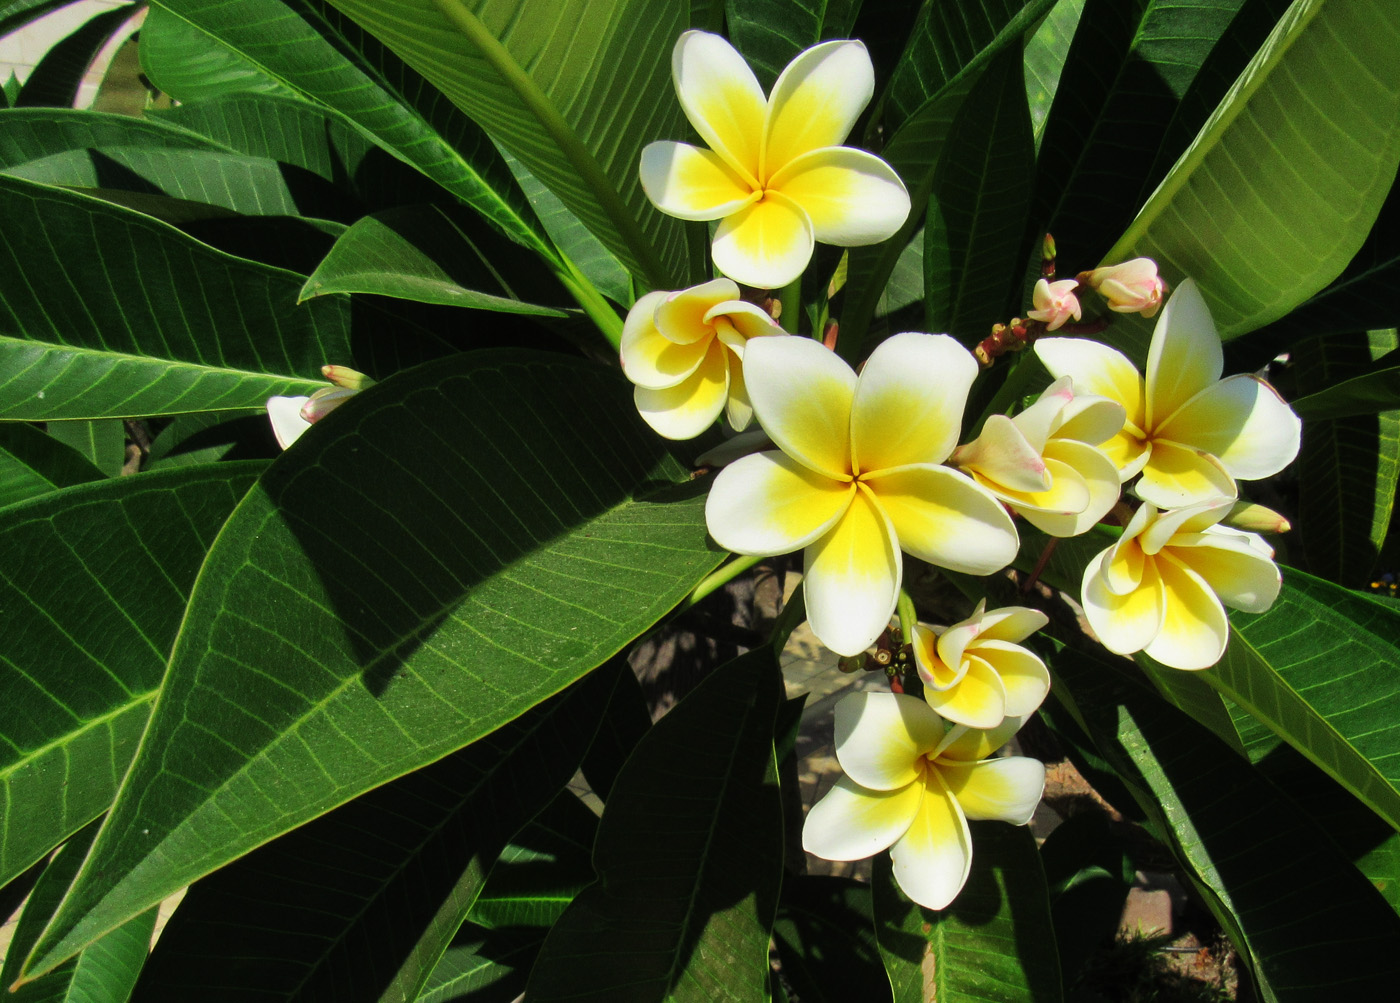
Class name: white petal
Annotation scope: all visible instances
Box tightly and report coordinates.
[671,30,765,183]
[1134,441,1237,509]
[834,691,946,790]
[1143,554,1229,670]
[1168,532,1281,614]
[803,774,922,860]
[1145,279,1222,427]
[1055,393,1127,447]
[1018,439,1121,538]
[656,279,740,344]
[634,339,730,439]
[866,465,1018,575]
[620,289,710,389]
[803,484,900,657]
[267,395,311,449]
[934,716,1027,763]
[889,775,972,911]
[1011,377,1075,452]
[1155,374,1301,481]
[744,334,855,479]
[768,146,910,245]
[1137,497,1233,555]
[954,414,1050,494]
[974,607,1049,645]
[1081,547,1165,656]
[763,39,874,176]
[640,141,757,220]
[705,450,854,555]
[1035,338,1144,425]
[711,191,815,289]
[852,333,978,472]
[970,641,1050,717]
[938,756,1045,824]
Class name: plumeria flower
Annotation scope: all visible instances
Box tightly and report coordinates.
[621,278,784,438]
[1081,258,1167,316]
[911,602,1050,729]
[1082,496,1282,670]
[265,387,359,450]
[951,377,1124,537]
[640,31,910,289]
[803,693,1045,910]
[1026,278,1082,331]
[705,333,1018,657]
[1036,279,1301,509]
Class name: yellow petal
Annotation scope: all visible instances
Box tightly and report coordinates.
[955,414,1050,494]
[705,450,854,555]
[620,290,711,389]
[1167,531,1281,614]
[834,691,946,789]
[671,30,765,184]
[640,141,757,220]
[995,456,1091,519]
[974,607,1048,645]
[922,656,1007,730]
[889,773,971,911]
[763,39,874,177]
[1145,279,1222,427]
[803,774,922,860]
[938,756,1045,824]
[1145,553,1229,670]
[970,641,1050,718]
[743,335,855,479]
[1035,338,1145,428]
[1154,374,1301,481]
[1081,547,1165,656]
[864,465,1018,576]
[913,623,963,689]
[1055,393,1127,447]
[655,278,739,345]
[1099,427,1151,480]
[852,333,978,472]
[1027,439,1122,538]
[934,716,1026,763]
[803,483,900,657]
[711,191,815,288]
[767,146,910,245]
[1101,537,1145,595]
[1135,440,1237,510]
[723,345,755,430]
[706,299,780,346]
[634,339,730,439]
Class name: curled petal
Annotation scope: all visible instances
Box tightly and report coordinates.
[935,716,1027,763]
[712,191,815,289]
[1026,278,1082,331]
[1019,440,1122,538]
[640,141,757,220]
[1144,554,1229,670]
[744,334,855,479]
[853,333,978,472]
[922,656,1007,730]
[671,31,765,183]
[804,484,901,656]
[1101,538,1145,595]
[1134,441,1237,509]
[656,279,740,345]
[1145,279,1223,427]
[1168,532,1281,614]
[803,774,922,860]
[1099,428,1152,481]
[763,39,874,176]
[724,348,755,430]
[1137,497,1234,556]
[621,291,712,389]
[266,395,311,449]
[705,450,853,555]
[1055,394,1127,447]
[1010,377,1076,453]
[938,757,1045,824]
[634,339,730,439]
[972,641,1050,717]
[975,607,1049,645]
[1086,258,1165,316]
[912,624,965,690]
[1036,338,1144,426]
[768,146,910,246]
[1082,548,1165,656]
[865,465,1018,575]
[889,774,971,911]
[991,456,1091,519]
[834,692,946,789]
[954,414,1050,494]
[707,299,780,345]
[1155,374,1302,481]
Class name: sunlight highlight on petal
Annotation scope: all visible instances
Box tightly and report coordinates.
[672,30,766,182]
[834,692,945,789]
[803,484,900,657]
[744,335,855,479]
[1145,279,1223,427]
[802,775,922,860]
[705,450,854,555]
[889,774,971,911]
[712,192,815,288]
[865,465,1018,575]
[852,333,977,472]
[763,39,874,175]
[640,142,757,220]
[634,339,729,439]
[939,757,1046,824]
[768,147,910,245]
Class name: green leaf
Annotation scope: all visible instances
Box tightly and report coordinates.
[771,876,890,1003]
[525,646,785,1003]
[1292,352,1400,421]
[414,925,542,1003]
[0,463,261,893]
[14,4,136,109]
[0,174,360,420]
[133,668,616,1002]
[1105,0,1400,343]
[924,44,1035,343]
[19,352,723,979]
[1293,331,1400,584]
[301,206,569,315]
[314,0,689,290]
[1202,569,1400,834]
[1023,0,1085,148]
[873,824,1063,1003]
[44,420,123,477]
[724,0,862,90]
[1039,813,1131,985]
[0,423,105,509]
[143,410,272,469]
[1050,637,1400,998]
[2,821,157,1003]
[140,4,297,102]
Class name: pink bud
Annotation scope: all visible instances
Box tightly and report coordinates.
[1083,258,1166,317]
[1026,278,1082,332]
[321,364,374,390]
[300,386,360,424]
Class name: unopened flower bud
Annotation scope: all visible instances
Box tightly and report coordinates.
[1081,258,1166,317]
[1026,278,1082,332]
[1224,500,1291,535]
[301,386,360,424]
[321,364,375,390]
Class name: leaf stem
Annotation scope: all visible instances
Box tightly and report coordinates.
[681,553,766,609]
[778,276,802,334]
[897,587,918,639]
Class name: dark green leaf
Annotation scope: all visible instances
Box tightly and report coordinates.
[1023,0,1085,147]
[771,875,890,1003]
[144,410,273,469]
[15,4,135,109]
[724,0,863,90]
[20,352,724,978]
[577,653,652,802]
[415,925,542,1003]
[0,422,105,508]
[1292,349,1400,422]
[1039,813,1130,985]
[0,462,260,892]
[135,668,616,1002]
[526,646,785,1003]
[43,419,122,476]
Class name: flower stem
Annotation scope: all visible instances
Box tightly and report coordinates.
[777,276,803,334]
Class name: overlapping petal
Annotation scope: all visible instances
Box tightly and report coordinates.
[744,334,855,478]
[656,279,740,343]
[1144,279,1222,426]
[1155,374,1301,481]
[1134,441,1237,509]
[853,333,977,472]
[938,757,1046,824]
[769,147,910,245]
[954,415,1050,493]
[1170,531,1281,613]
[1023,440,1122,537]
[266,395,312,450]
[834,691,945,789]
[801,775,923,860]
[672,30,765,181]
[763,39,873,174]
[1083,549,1165,656]
[1035,338,1144,426]
[889,777,971,911]
[803,485,901,656]
[864,465,1018,575]
[639,141,757,220]
[1145,555,1229,670]
[705,450,854,555]
[620,292,711,389]
[634,339,730,438]
[921,657,1007,729]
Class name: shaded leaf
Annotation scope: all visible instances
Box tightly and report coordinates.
[771,875,890,1003]
[415,925,542,1003]
[1039,813,1130,986]
[1023,0,1085,147]
[1292,351,1400,421]
[0,422,105,509]
[144,410,274,470]
[20,351,724,978]
[44,420,122,477]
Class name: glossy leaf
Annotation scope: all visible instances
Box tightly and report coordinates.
[315,0,690,290]
[134,668,617,1003]
[1105,0,1400,343]
[14,3,135,109]
[415,925,542,1003]
[300,206,569,315]
[526,646,785,1003]
[1023,0,1085,147]
[44,420,122,477]
[724,0,862,90]
[19,352,723,979]
[139,4,295,102]
[873,824,1063,1003]
[0,422,105,509]
[0,463,261,892]
[1051,637,1400,999]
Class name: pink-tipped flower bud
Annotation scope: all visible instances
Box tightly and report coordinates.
[1224,500,1291,535]
[321,364,374,390]
[1026,278,1082,332]
[1082,258,1166,317]
[300,386,360,424]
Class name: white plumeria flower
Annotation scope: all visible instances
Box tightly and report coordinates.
[1082,258,1166,317]
[1026,278,1082,331]
[1081,497,1282,670]
[705,333,1019,657]
[1036,279,1301,509]
[265,387,359,450]
[620,278,784,438]
[952,377,1124,537]
[640,31,910,289]
[803,693,1045,911]
[911,601,1050,730]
